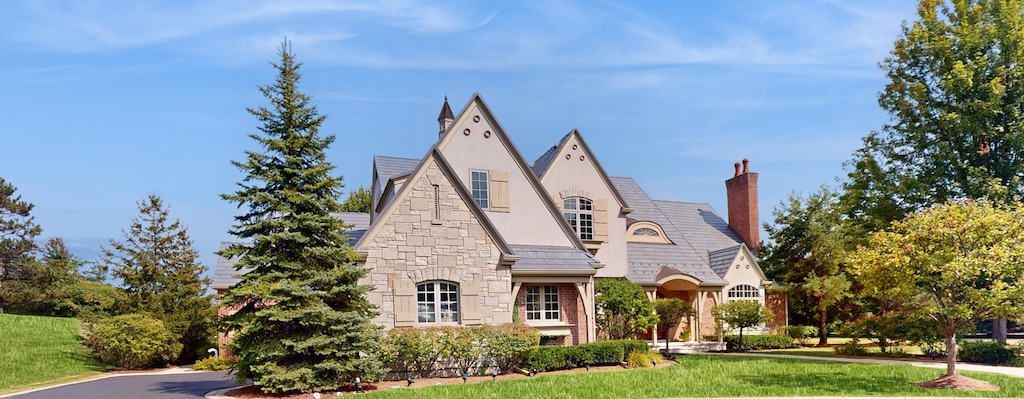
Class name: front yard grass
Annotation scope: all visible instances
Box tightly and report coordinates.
[0,314,107,393]
[364,355,1024,398]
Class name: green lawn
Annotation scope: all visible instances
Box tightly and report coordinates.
[762,345,926,358]
[365,355,1024,398]
[0,313,107,393]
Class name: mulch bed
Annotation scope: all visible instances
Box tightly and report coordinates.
[224,360,675,398]
[913,374,999,391]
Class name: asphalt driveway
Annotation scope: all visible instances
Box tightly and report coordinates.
[2,369,239,399]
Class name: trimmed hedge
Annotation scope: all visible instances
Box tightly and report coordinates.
[523,340,649,372]
[958,340,1012,365]
[723,334,794,350]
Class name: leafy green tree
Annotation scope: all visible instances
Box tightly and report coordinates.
[761,186,852,344]
[0,178,42,313]
[711,300,774,351]
[32,238,86,315]
[654,297,693,351]
[843,0,1024,232]
[594,278,657,340]
[87,313,181,370]
[847,199,1024,377]
[340,186,372,213]
[219,41,383,393]
[103,195,215,363]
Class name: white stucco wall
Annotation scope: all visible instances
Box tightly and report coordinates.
[438,102,576,247]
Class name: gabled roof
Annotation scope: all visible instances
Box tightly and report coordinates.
[652,200,746,256]
[436,93,590,252]
[374,155,419,185]
[532,129,631,213]
[709,245,743,278]
[212,211,372,290]
[531,131,572,179]
[626,243,726,284]
[356,148,513,257]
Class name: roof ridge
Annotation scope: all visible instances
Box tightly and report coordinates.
[374,155,419,161]
[652,199,710,206]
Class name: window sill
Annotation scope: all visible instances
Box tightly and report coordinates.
[525,321,574,336]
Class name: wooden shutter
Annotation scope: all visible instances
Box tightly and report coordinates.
[489,170,510,212]
[394,279,416,327]
[461,278,482,325]
[593,199,608,242]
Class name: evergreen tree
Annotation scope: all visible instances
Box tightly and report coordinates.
[0,177,42,313]
[219,41,382,393]
[102,195,215,363]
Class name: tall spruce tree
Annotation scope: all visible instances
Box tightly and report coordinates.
[0,177,42,313]
[219,42,382,393]
[103,195,215,363]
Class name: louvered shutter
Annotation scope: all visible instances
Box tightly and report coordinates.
[461,278,482,325]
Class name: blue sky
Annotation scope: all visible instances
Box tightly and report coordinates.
[0,1,918,279]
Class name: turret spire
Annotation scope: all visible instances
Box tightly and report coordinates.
[438,96,454,137]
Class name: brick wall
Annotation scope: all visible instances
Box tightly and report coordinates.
[765,291,788,332]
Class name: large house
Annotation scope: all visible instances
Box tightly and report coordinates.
[213,94,782,349]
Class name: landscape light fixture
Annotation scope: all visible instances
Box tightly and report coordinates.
[461,371,468,383]
[207,348,218,358]
[407,376,414,386]
[585,363,590,371]
[354,377,362,393]
[312,393,321,399]
[652,358,658,367]
[492,369,498,380]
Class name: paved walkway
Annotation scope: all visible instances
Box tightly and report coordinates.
[718,352,1024,378]
[0,367,236,399]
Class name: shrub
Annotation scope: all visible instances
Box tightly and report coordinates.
[834,338,868,356]
[523,346,571,372]
[86,313,181,369]
[958,340,1012,365]
[589,341,626,365]
[786,325,819,346]
[440,326,482,374]
[616,340,651,359]
[522,340,650,372]
[595,278,657,340]
[722,334,793,350]
[626,350,661,368]
[194,356,234,371]
[480,324,540,374]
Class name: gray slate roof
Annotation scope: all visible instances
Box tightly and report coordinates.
[211,211,372,289]
[508,244,599,272]
[610,176,745,285]
[374,155,419,184]
[530,131,572,179]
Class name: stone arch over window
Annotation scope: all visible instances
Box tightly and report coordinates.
[416,281,460,323]
[626,221,671,244]
[727,284,761,301]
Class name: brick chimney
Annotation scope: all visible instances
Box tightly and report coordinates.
[725,159,759,250]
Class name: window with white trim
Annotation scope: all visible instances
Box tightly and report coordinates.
[563,197,594,240]
[417,281,459,323]
[525,285,560,321]
[727,284,760,301]
[471,171,489,209]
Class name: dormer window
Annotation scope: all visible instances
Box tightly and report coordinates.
[633,227,659,237]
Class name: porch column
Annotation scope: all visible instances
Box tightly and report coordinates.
[648,289,658,348]
[695,291,705,342]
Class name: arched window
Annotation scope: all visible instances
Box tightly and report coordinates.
[727,284,760,301]
[563,197,593,240]
[417,281,459,323]
[633,227,659,237]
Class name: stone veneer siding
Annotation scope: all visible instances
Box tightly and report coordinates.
[515,283,585,345]
[359,160,513,329]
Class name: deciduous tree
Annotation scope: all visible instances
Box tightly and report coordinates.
[594,278,657,340]
[847,199,1024,377]
[340,186,371,213]
[219,41,382,393]
[654,297,693,351]
[711,300,774,351]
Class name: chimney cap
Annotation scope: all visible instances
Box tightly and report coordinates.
[733,162,741,177]
[742,158,749,174]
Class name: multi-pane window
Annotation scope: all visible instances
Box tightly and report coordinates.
[563,197,593,240]
[471,171,489,209]
[417,282,459,323]
[525,285,560,321]
[727,284,760,301]
[633,227,659,237]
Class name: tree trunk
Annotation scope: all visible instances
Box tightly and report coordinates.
[818,307,828,346]
[738,327,745,351]
[945,324,958,376]
[994,317,1008,344]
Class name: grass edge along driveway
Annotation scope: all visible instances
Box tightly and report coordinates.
[362,355,1024,398]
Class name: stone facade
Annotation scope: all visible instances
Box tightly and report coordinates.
[359,159,513,329]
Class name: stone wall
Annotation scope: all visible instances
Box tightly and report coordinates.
[359,160,513,329]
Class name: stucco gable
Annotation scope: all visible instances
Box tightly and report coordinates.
[719,244,769,284]
[533,130,630,212]
[435,93,587,250]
